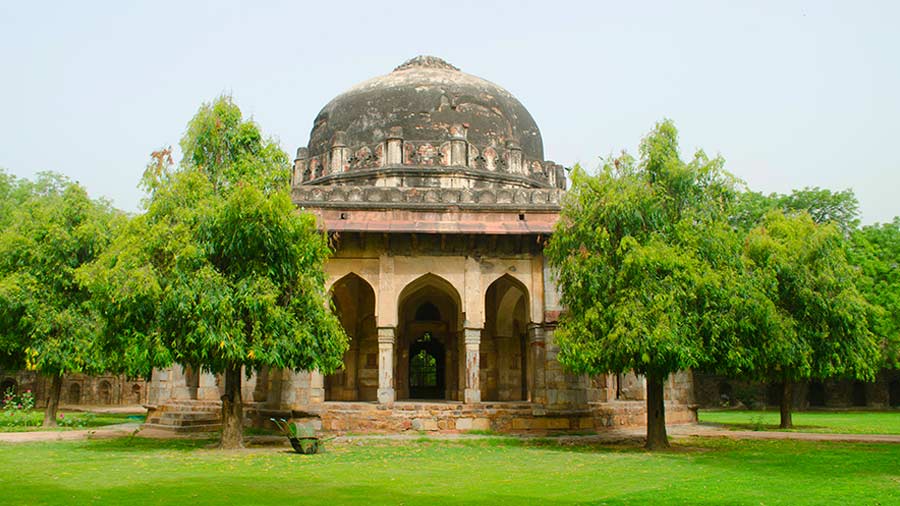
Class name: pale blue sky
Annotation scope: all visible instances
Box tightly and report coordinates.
[2,1,898,223]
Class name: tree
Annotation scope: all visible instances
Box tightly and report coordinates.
[546,120,743,449]
[733,187,860,234]
[84,96,347,448]
[848,218,900,370]
[0,173,118,426]
[741,211,879,428]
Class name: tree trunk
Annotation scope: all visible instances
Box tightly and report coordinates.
[645,371,669,450]
[220,365,243,449]
[779,380,793,429]
[42,374,62,427]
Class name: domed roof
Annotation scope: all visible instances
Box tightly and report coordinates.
[306,56,543,162]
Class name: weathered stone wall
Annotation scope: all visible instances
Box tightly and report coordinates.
[694,370,900,409]
[0,369,147,407]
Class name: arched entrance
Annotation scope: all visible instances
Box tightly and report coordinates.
[325,273,378,401]
[890,379,900,407]
[808,381,826,407]
[482,275,529,401]
[851,381,867,407]
[68,383,82,404]
[397,274,461,401]
[98,380,112,405]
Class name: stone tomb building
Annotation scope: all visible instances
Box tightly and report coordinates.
[145,57,695,433]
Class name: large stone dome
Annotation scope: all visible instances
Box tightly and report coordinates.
[309,56,543,162]
[293,56,565,191]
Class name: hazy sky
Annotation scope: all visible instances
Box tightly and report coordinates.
[2,1,898,223]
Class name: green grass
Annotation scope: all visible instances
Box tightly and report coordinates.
[0,410,143,432]
[0,436,897,505]
[699,409,900,434]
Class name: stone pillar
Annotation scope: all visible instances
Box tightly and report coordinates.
[279,370,324,409]
[505,140,522,175]
[464,328,482,403]
[330,131,349,174]
[196,371,219,401]
[169,365,192,400]
[148,368,170,405]
[527,324,547,404]
[450,124,468,166]
[377,326,396,404]
[385,127,403,165]
[293,147,308,186]
[309,370,325,404]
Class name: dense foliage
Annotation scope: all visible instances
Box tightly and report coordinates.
[0,172,119,425]
[83,96,347,447]
[546,120,744,448]
[741,211,879,427]
[848,218,900,369]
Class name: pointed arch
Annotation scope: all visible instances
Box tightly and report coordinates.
[482,273,531,401]
[396,273,463,401]
[325,272,378,401]
[397,273,462,313]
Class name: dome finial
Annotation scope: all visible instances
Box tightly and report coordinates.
[394,55,459,72]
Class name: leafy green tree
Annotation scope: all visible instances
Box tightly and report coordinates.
[742,211,879,427]
[546,120,743,449]
[848,218,900,369]
[84,96,347,448]
[733,187,859,234]
[0,173,118,426]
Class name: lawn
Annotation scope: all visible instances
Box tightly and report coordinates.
[0,436,897,505]
[0,410,144,432]
[699,409,900,434]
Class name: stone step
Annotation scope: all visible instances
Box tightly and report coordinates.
[157,412,221,421]
[142,422,222,433]
[149,418,220,428]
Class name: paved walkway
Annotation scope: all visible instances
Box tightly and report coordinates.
[670,423,900,444]
[2,422,899,445]
[0,423,140,444]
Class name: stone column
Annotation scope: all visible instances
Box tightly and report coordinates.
[169,366,192,400]
[279,370,324,409]
[527,324,547,404]
[450,124,468,166]
[148,368,170,405]
[505,140,523,175]
[309,370,325,404]
[293,147,308,186]
[330,131,349,174]
[377,326,396,404]
[196,371,219,401]
[464,328,482,403]
[385,127,403,165]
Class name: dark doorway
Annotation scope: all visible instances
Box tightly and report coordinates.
[718,382,733,405]
[98,380,112,405]
[808,381,826,407]
[409,335,444,399]
[0,378,16,397]
[68,383,82,404]
[766,382,783,406]
[851,381,867,407]
[890,380,900,407]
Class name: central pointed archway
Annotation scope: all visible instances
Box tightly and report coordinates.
[397,274,462,401]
